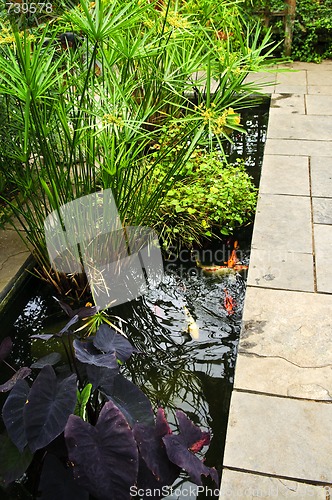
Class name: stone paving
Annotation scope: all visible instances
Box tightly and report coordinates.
[220,61,332,499]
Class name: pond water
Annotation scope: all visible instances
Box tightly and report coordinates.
[0,98,270,499]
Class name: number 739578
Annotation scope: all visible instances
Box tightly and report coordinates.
[6,2,53,14]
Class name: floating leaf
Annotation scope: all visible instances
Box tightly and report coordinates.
[93,324,138,363]
[0,367,31,393]
[65,400,139,500]
[0,433,33,486]
[105,374,154,428]
[39,453,89,500]
[2,379,29,452]
[73,339,118,369]
[31,353,62,369]
[0,337,12,362]
[24,365,77,453]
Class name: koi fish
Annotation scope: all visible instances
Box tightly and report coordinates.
[196,261,248,275]
[224,290,235,315]
[183,306,199,340]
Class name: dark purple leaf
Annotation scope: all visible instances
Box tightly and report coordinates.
[59,315,79,334]
[0,337,12,362]
[31,334,55,341]
[24,365,77,453]
[0,367,31,393]
[65,400,139,500]
[136,458,173,499]
[0,433,33,486]
[155,407,172,438]
[93,324,139,363]
[2,379,29,452]
[73,339,118,369]
[162,434,218,486]
[162,412,219,489]
[54,297,98,318]
[39,454,89,500]
[176,410,210,452]
[105,374,154,428]
[133,424,179,485]
[86,364,118,393]
[31,352,62,369]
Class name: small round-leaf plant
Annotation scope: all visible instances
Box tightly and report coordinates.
[0,300,218,499]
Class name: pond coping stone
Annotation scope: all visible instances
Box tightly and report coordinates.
[221,60,332,499]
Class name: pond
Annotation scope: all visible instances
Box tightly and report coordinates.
[0,98,270,500]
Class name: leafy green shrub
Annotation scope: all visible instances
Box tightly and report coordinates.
[151,146,258,250]
[244,0,332,62]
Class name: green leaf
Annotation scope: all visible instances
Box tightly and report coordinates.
[75,384,93,421]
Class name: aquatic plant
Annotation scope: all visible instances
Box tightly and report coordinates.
[0,309,218,498]
[0,0,276,300]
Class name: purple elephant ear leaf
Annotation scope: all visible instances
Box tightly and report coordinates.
[0,367,31,393]
[59,315,79,334]
[39,453,89,500]
[31,352,62,369]
[0,433,33,486]
[64,400,139,500]
[133,422,179,486]
[0,337,13,362]
[175,410,210,452]
[54,297,98,319]
[104,374,154,428]
[93,324,139,363]
[24,365,77,453]
[2,379,30,452]
[162,434,219,486]
[155,408,172,438]
[30,334,55,341]
[73,339,118,369]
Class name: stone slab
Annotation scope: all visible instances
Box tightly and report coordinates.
[306,95,332,115]
[308,86,332,96]
[223,391,332,483]
[247,248,314,292]
[0,230,30,295]
[313,197,332,224]
[234,353,332,400]
[259,155,309,196]
[267,114,332,141]
[251,194,312,254]
[270,93,305,115]
[310,157,332,198]
[314,224,332,293]
[307,70,332,86]
[280,61,332,71]
[239,287,332,367]
[275,70,307,86]
[220,469,330,499]
[273,85,307,95]
[264,139,332,156]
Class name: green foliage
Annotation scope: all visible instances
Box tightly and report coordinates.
[151,147,258,249]
[75,383,92,420]
[0,0,276,298]
[244,0,332,61]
